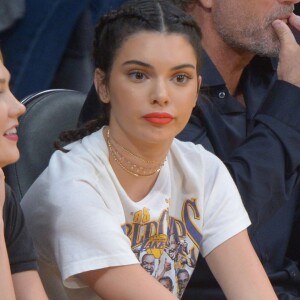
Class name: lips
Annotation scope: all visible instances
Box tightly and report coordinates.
[4,126,19,142]
[143,112,174,125]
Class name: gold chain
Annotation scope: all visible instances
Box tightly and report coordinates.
[106,128,165,177]
[109,132,157,164]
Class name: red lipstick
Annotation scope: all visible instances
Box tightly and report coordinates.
[143,112,174,125]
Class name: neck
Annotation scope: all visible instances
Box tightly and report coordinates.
[104,127,167,202]
[191,6,255,104]
[107,124,170,164]
[105,127,167,177]
[203,39,253,103]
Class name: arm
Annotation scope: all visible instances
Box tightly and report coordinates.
[229,14,300,227]
[0,169,16,299]
[2,172,48,299]
[0,223,16,299]
[181,14,300,232]
[12,271,48,300]
[79,264,177,300]
[206,229,277,300]
[229,8,300,223]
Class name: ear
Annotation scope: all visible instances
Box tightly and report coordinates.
[194,75,202,105]
[197,75,202,92]
[198,0,212,9]
[94,68,110,103]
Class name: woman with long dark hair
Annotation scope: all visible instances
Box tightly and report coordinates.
[22,1,277,299]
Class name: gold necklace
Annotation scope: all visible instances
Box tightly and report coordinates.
[109,132,158,164]
[106,128,165,177]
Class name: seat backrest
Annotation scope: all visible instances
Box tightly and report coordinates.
[4,89,86,200]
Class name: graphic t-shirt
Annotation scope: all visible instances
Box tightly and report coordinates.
[120,172,199,298]
[21,128,250,299]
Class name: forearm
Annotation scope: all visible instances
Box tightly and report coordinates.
[12,271,48,300]
[0,219,16,300]
[79,264,177,300]
[206,230,277,300]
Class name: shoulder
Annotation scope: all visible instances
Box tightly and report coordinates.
[21,129,111,214]
[48,129,107,177]
[4,183,27,231]
[3,183,19,223]
[3,184,38,273]
[169,138,228,187]
[171,138,223,168]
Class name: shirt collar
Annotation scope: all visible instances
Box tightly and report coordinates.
[200,49,277,89]
[200,50,225,88]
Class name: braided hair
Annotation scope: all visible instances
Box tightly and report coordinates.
[56,0,202,150]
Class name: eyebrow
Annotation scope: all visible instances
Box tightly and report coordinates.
[0,78,6,84]
[122,60,195,70]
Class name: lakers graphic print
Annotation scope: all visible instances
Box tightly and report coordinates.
[122,198,202,298]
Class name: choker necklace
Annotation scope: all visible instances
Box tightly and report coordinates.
[106,128,166,177]
[109,131,158,164]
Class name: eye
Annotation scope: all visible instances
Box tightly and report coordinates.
[173,73,191,85]
[128,71,147,81]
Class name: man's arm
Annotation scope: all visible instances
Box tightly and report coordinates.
[229,13,300,227]
[183,14,300,231]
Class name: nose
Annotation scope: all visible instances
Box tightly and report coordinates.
[9,91,26,118]
[150,78,170,106]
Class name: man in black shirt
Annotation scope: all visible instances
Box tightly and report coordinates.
[170,0,300,299]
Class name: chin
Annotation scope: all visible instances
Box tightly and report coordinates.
[0,151,20,168]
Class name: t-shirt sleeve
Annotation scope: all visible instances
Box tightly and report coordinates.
[23,166,139,289]
[200,150,251,257]
[3,184,38,273]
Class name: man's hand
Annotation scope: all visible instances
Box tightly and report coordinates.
[272,13,300,87]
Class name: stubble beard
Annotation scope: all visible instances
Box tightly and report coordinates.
[214,18,280,58]
[212,6,294,58]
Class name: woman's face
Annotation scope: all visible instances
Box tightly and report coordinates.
[95,31,201,153]
[0,61,25,168]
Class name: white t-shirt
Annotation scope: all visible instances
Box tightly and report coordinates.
[21,128,250,299]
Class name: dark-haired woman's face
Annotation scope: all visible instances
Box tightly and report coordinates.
[95,31,201,151]
[0,61,25,167]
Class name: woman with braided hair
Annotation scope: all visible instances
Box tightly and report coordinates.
[22,0,277,299]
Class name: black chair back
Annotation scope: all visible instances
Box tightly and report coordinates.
[4,89,86,200]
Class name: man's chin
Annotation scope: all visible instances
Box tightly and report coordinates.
[248,38,280,58]
[255,46,279,58]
